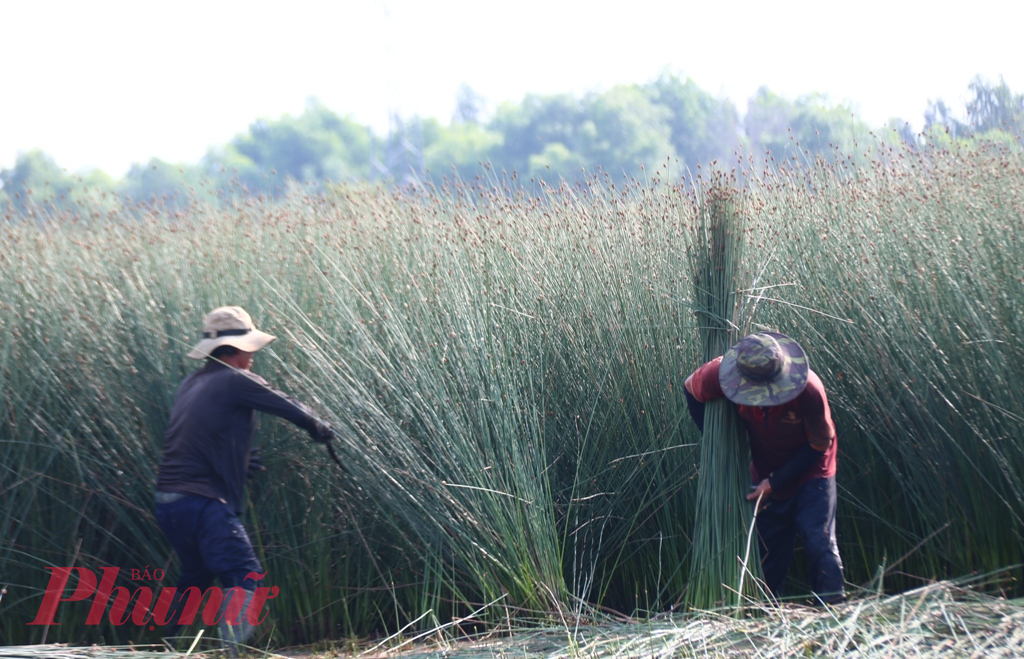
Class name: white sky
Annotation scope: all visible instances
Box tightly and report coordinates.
[2,0,1022,177]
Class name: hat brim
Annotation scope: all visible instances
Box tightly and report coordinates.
[718,332,808,407]
[186,329,276,360]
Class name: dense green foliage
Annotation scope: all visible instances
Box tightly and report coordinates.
[2,72,874,207]
[1,139,1023,649]
[9,76,1021,211]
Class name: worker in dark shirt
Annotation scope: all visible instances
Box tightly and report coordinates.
[684,332,845,604]
[155,306,334,648]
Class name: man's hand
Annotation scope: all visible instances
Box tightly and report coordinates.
[247,447,266,479]
[746,478,772,508]
[310,420,336,444]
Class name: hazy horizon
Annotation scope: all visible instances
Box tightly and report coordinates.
[3,0,1022,177]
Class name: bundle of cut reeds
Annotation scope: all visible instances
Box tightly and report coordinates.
[685,176,762,609]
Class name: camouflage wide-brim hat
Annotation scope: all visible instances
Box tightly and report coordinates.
[718,332,809,407]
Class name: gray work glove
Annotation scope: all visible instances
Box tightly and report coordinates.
[310,420,336,444]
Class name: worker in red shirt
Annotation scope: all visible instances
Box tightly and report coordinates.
[684,332,845,604]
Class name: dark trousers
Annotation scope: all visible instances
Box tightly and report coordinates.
[757,476,844,603]
[155,495,263,629]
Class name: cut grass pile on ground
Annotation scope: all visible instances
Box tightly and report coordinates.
[5,581,1023,657]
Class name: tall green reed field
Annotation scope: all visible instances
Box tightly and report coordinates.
[746,141,1024,586]
[0,176,705,645]
[1,140,1023,645]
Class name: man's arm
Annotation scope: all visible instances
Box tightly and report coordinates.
[800,372,836,453]
[234,371,334,442]
[747,436,826,503]
[684,357,725,432]
[684,388,706,434]
[766,444,826,492]
[763,374,835,493]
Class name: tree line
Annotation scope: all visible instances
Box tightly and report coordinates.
[3,74,1022,211]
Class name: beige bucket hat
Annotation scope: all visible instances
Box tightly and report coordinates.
[187,306,276,360]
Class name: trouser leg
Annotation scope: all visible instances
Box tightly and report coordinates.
[156,497,215,644]
[217,588,258,655]
[756,496,797,600]
[793,477,845,604]
[195,501,265,654]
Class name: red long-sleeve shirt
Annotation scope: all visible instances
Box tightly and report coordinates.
[688,356,837,497]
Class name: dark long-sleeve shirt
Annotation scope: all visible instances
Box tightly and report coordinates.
[156,361,323,513]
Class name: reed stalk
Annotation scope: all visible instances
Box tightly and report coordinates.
[684,175,762,609]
